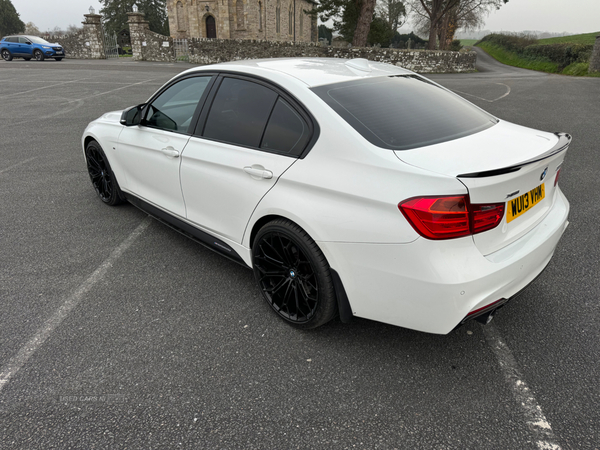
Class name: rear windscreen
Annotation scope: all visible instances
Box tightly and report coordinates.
[311,76,497,150]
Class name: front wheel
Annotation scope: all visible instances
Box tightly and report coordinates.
[54,57,63,61]
[252,219,337,329]
[1,49,12,61]
[24,57,31,61]
[85,140,124,206]
[34,50,44,61]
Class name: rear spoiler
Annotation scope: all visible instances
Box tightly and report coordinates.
[458,132,571,178]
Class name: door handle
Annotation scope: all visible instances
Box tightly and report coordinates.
[161,146,179,158]
[244,166,273,179]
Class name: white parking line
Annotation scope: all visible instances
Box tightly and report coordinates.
[482,323,562,450]
[0,217,151,393]
[3,79,87,98]
[453,83,512,103]
[67,78,160,103]
[0,157,37,174]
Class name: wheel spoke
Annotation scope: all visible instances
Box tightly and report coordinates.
[260,241,285,266]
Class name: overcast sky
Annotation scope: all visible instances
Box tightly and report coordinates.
[10,0,600,35]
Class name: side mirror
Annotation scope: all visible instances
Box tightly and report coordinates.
[25,41,32,45]
[120,104,145,126]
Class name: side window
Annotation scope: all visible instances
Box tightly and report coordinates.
[261,98,310,156]
[203,77,277,147]
[18,37,30,44]
[7,37,18,43]
[145,76,211,133]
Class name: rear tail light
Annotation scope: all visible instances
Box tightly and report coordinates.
[399,195,504,240]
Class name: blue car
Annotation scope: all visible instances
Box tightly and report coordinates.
[0,35,65,61]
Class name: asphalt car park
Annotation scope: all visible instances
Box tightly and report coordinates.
[0,55,598,448]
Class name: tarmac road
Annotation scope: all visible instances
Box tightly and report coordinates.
[0,53,598,449]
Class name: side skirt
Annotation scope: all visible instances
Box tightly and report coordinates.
[124,193,250,268]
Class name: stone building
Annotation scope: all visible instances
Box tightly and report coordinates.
[166,0,317,42]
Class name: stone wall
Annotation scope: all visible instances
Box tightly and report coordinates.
[44,13,105,59]
[179,38,477,73]
[590,35,600,73]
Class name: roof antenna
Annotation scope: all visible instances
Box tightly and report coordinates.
[345,58,371,72]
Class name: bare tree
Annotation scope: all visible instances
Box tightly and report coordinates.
[410,0,507,49]
[24,22,42,36]
[66,24,82,34]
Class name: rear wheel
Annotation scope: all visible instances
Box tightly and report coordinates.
[252,219,337,329]
[34,50,44,61]
[85,140,124,206]
[1,49,12,61]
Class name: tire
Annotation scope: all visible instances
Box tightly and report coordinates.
[85,140,124,206]
[252,219,337,329]
[54,57,63,61]
[24,57,31,61]
[1,49,12,61]
[34,50,44,61]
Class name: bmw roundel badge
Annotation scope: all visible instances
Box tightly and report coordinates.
[540,167,548,181]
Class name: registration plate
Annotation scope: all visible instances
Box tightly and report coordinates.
[56,51,63,54]
[507,183,545,223]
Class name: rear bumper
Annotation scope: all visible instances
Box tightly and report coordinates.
[318,188,569,334]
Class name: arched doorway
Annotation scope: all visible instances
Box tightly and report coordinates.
[206,16,216,39]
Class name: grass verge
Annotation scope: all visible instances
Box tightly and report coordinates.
[476,41,559,73]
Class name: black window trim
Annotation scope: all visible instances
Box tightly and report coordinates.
[193,71,320,159]
[140,72,218,136]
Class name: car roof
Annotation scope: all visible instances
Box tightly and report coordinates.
[185,58,414,88]
[3,35,37,39]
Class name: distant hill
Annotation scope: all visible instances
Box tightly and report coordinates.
[537,31,599,46]
[456,30,585,41]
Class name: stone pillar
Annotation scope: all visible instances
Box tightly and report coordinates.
[82,13,105,59]
[590,35,600,73]
[128,12,150,61]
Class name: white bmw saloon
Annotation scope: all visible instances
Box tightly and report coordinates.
[82,58,570,334]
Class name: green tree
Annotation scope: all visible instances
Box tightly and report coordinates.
[100,0,168,36]
[376,0,406,36]
[310,0,377,48]
[0,0,25,36]
[318,24,333,45]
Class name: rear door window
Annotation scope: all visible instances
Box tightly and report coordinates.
[203,77,278,148]
[261,98,310,156]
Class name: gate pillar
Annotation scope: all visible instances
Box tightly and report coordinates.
[127,12,150,61]
[590,35,600,73]
[83,13,106,59]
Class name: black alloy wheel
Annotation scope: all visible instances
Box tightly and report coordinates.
[34,50,44,61]
[252,219,337,329]
[85,141,123,206]
[1,49,12,61]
